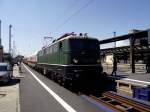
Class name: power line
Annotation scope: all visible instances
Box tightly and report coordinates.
[51,0,80,36]
[53,0,80,26]
[53,0,94,34]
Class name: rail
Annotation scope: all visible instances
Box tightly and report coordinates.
[90,91,150,112]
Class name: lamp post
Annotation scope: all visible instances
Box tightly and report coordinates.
[114,31,116,47]
[0,20,3,62]
[0,20,1,46]
[9,25,12,54]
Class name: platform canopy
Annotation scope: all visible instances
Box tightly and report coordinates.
[99,29,150,73]
[99,30,148,44]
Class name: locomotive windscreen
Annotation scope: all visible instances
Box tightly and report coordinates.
[69,39,100,64]
[70,39,99,50]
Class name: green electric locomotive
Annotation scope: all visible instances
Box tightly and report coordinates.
[37,33,103,91]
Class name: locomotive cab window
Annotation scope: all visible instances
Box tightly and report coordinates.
[59,42,63,50]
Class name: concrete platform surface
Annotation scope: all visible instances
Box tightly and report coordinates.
[0,65,20,112]
[103,63,150,82]
[20,64,105,112]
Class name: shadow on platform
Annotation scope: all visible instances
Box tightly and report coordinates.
[0,78,20,87]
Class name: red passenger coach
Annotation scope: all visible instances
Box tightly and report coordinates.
[26,54,37,68]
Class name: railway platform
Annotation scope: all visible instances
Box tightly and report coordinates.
[0,65,20,112]
[2,63,150,112]
[102,63,150,82]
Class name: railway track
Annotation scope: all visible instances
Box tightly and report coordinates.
[90,91,150,112]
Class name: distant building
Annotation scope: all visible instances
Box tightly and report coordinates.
[14,55,24,63]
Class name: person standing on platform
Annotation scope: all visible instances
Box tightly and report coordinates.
[111,53,117,76]
[18,61,22,73]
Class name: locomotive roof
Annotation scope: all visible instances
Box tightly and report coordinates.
[39,36,98,51]
[50,36,98,46]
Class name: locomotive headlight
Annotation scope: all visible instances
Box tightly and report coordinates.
[73,58,78,63]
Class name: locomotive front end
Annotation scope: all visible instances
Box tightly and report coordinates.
[65,37,103,92]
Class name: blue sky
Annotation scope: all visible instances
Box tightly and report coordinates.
[0,0,150,56]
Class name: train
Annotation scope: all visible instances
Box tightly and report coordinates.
[25,33,104,93]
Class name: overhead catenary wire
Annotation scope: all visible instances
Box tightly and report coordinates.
[53,0,94,34]
[53,0,80,27]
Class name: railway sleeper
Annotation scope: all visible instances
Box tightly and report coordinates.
[90,95,126,112]
[103,91,150,112]
[99,97,134,111]
[115,105,133,112]
[91,95,139,112]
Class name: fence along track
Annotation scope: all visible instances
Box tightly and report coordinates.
[90,91,150,112]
